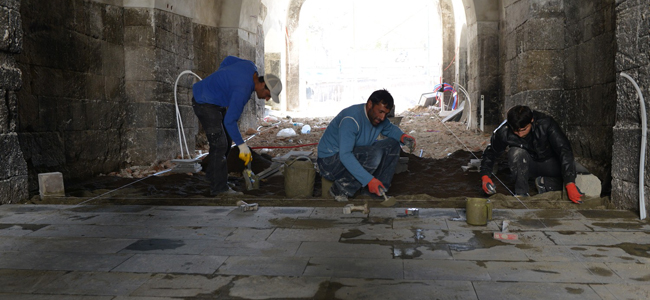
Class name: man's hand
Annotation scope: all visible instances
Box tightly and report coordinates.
[237,143,252,166]
[401,133,416,152]
[482,175,496,195]
[367,178,386,196]
[566,182,583,204]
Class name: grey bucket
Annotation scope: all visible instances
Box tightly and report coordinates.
[284,156,315,198]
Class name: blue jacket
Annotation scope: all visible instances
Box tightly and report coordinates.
[192,56,257,145]
[318,104,404,185]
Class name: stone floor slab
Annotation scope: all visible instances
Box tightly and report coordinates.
[590,283,650,299]
[34,271,150,296]
[0,251,132,272]
[267,227,344,241]
[216,256,309,276]
[545,231,621,246]
[473,281,602,300]
[131,273,233,298]
[403,259,490,280]
[333,278,477,300]
[485,261,624,283]
[295,241,393,258]
[303,257,403,279]
[229,275,327,299]
[112,253,227,274]
[0,269,67,293]
[201,240,301,257]
[451,244,529,261]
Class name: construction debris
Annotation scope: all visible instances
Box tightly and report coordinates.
[343,203,369,214]
[493,220,518,240]
[236,200,259,212]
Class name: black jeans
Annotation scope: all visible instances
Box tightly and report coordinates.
[192,98,232,194]
[508,147,564,195]
[317,138,401,197]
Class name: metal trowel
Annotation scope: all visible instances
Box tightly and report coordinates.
[243,163,259,190]
[378,186,396,207]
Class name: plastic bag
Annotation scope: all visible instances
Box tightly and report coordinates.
[277,128,297,137]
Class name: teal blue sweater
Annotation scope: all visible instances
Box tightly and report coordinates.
[318,104,404,185]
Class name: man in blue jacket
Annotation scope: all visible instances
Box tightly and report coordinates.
[317,89,416,202]
[480,105,584,203]
[192,56,282,195]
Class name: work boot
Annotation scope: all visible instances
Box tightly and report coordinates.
[329,189,348,202]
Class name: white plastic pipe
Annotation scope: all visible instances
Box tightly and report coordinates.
[620,72,647,220]
[453,82,472,130]
[480,95,485,132]
[174,70,202,159]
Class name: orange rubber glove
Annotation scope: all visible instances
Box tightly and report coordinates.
[367,178,386,196]
[401,133,416,150]
[482,175,496,195]
[566,182,583,204]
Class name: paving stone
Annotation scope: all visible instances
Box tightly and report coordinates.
[581,219,650,232]
[224,228,274,241]
[568,245,650,263]
[27,224,233,240]
[1,236,136,253]
[403,259,490,280]
[507,219,593,231]
[34,271,150,296]
[118,238,212,255]
[339,227,415,242]
[590,283,650,299]
[229,276,326,299]
[0,295,114,300]
[0,224,49,236]
[112,253,227,274]
[0,269,67,293]
[332,278,477,300]
[445,219,500,231]
[216,256,309,276]
[521,245,576,262]
[0,251,132,271]
[451,244,529,261]
[473,282,602,300]
[485,261,624,283]
[267,227,344,241]
[393,215,448,230]
[609,231,650,244]
[201,240,301,257]
[295,241,393,258]
[605,262,650,283]
[545,231,621,246]
[131,274,233,298]
[304,257,403,279]
[391,243,453,260]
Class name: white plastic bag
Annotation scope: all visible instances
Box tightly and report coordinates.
[301,124,311,134]
[277,128,297,137]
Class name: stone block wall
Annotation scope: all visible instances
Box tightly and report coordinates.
[612,0,650,213]
[123,7,197,165]
[17,0,126,194]
[563,1,616,190]
[501,0,617,193]
[0,0,27,203]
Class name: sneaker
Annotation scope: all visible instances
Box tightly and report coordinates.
[329,189,348,202]
[535,176,547,194]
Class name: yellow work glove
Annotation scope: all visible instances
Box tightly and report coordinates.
[237,143,252,166]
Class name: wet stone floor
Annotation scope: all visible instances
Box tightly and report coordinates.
[1,203,650,299]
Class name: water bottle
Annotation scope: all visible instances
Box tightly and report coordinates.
[301,124,311,134]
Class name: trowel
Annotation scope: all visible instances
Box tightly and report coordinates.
[378,186,396,207]
[242,162,259,190]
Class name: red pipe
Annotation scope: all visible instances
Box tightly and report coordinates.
[250,143,318,150]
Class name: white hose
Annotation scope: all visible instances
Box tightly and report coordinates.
[174,70,202,159]
[620,72,647,220]
[454,82,472,130]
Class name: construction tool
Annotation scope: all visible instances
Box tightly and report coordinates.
[493,220,518,240]
[343,203,369,214]
[236,200,258,212]
[171,158,202,173]
[403,136,415,154]
[485,182,496,195]
[242,163,259,190]
[378,186,396,207]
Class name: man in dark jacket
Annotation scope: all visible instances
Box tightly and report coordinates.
[480,105,584,203]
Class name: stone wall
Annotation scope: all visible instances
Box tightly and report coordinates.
[17,0,126,194]
[563,0,616,192]
[123,7,196,165]
[0,0,28,204]
[612,0,650,213]
[501,0,616,192]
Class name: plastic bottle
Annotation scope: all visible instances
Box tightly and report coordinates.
[301,124,311,134]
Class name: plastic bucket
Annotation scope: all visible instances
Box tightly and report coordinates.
[284,156,315,198]
[466,198,493,226]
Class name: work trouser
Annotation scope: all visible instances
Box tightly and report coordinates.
[192,98,232,194]
[508,147,565,195]
[317,138,401,197]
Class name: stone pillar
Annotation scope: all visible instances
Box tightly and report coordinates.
[612,0,650,214]
[285,0,306,112]
[123,6,196,165]
[0,0,28,204]
[441,0,455,84]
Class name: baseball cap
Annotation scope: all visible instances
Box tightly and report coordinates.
[264,74,282,104]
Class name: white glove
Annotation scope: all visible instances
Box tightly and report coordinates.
[237,143,252,166]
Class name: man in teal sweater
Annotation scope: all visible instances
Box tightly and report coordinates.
[317,89,415,201]
[193,56,282,195]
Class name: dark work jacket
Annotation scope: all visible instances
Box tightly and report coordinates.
[479,111,577,184]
